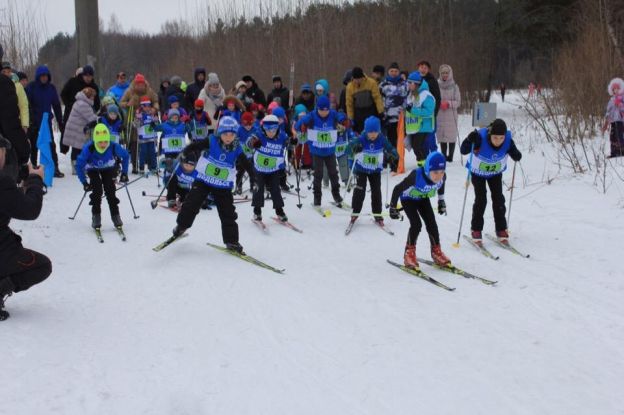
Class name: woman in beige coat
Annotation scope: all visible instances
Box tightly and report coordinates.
[436,64,461,161]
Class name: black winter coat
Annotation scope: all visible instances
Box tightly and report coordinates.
[0,75,30,164]
[0,174,44,274]
[267,86,290,110]
[184,68,206,112]
[423,72,441,117]
[60,76,101,127]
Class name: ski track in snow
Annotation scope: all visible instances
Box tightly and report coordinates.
[2,91,624,414]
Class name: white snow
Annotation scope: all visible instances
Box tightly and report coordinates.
[2,91,624,414]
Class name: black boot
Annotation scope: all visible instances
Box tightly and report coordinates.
[438,199,447,215]
[92,213,102,229]
[112,214,123,228]
[0,277,16,321]
[225,242,245,254]
[172,225,186,237]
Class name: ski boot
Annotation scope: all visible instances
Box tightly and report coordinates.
[253,207,262,222]
[471,230,483,242]
[374,216,384,225]
[167,199,177,209]
[54,169,65,178]
[0,277,15,321]
[225,242,244,254]
[112,214,123,228]
[431,244,451,267]
[404,244,418,269]
[234,183,243,195]
[92,213,102,229]
[437,199,447,215]
[275,208,288,222]
[496,229,509,243]
[172,225,186,237]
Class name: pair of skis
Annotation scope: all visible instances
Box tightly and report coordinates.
[345,217,394,236]
[387,258,497,291]
[311,200,349,218]
[463,234,530,260]
[94,226,126,243]
[152,234,284,274]
[252,217,303,233]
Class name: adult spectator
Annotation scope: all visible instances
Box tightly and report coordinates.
[25,65,64,174]
[197,72,225,134]
[417,60,441,117]
[165,75,185,110]
[234,80,254,108]
[184,67,206,112]
[62,87,98,173]
[106,71,130,103]
[437,64,461,162]
[60,65,101,153]
[346,67,384,133]
[338,70,352,113]
[16,71,28,88]
[371,65,385,84]
[295,83,315,112]
[242,75,267,106]
[0,135,51,321]
[379,62,408,172]
[158,77,170,116]
[0,44,30,169]
[1,62,29,134]
[267,75,290,110]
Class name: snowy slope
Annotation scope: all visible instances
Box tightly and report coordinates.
[3,91,624,415]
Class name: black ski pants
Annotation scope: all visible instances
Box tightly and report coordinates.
[402,198,440,246]
[88,168,119,216]
[252,171,284,211]
[351,172,382,215]
[471,174,507,232]
[312,154,341,204]
[2,248,52,293]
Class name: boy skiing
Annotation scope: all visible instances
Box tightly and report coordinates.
[294,95,350,208]
[189,99,212,142]
[76,124,130,229]
[166,153,198,210]
[460,118,522,243]
[247,114,290,222]
[171,116,254,253]
[133,96,158,174]
[348,116,398,225]
[389,151,450,269]
[99,104,123,144]
[235,111,258,194]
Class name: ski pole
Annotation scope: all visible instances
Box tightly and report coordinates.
[452,143,474,248]
[68,191,88,220]
[341,156,358,201]
[123,184,139,219]
[116,174,145,192]
[384,164,390,208]
[294,144,303,209]
[150,161,179,209]
[507,161,517,228]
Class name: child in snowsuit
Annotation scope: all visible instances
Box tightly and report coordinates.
[76,124,130,229]
[217,95,244,124]
[295,95,350,206]
[247,115,290,222]
[133,96,158,173]
[348,116,398,225]
[460,118,522,242]
[172,116,255,253]
[270,106,293,192]
[235,111,257,194]
[189,99,212,142]
[389,151,450,269]
[166,152,198,210]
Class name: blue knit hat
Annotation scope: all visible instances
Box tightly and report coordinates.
[424,151,446,176]
[294,104,307,118]
[407,71,422,83]
[167,95,179,104]
[301,83,312,92]
[316,95,330,110]
[107,104,120,115]
[364,116,381,133]
[272,107,286,119]
[217,116,239,135]
[167,108,180,119]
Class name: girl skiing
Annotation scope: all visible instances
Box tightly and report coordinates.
[247,114,290,222]
[75,124,130,229]
[460,118,522,242]
[172,116,255,253]
[389,151,450,269]
[348,116,398,225]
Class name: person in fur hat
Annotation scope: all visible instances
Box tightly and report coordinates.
[602,77,624,158]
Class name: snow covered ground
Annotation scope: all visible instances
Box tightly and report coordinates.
[3,91,624,414]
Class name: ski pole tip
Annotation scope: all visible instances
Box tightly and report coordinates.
[452,243,460,248]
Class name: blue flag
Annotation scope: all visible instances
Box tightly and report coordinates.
[36,112,54,187]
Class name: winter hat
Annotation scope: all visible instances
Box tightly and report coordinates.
[316,95,330,110]
[167,108,180,119]
[217,116,239,135]
[107,104,120,115]
[82,65,94,76]
[92,123,111,153]
[167,95,179,104]
[301,83,312,93]
[249,102,259,112]
[272,107,286,120]
[261,114,280,130]
[140,96,151,105]
[608,78,624,96]
[294,104,307,118]
[134,73,146,84]
[372,65,385,75]
[194,98,205,108]
[364,116,381,134]
[181,152,197,166]
[342,70,353,86]
[242,75,254,83]
[235,80,246,90]
[1,61,11,70]
[207,72,220,85]
[75,67,83,76]
[268,101,279,113]
[424,151,446,176]
[489,119,507,136]
[352,67,365,79]
[272,75,282,83]
[170,75,182,87]
[241,111,255,126]
[16,71,27,81]
[388,62,400,70]
[407,71,422,83]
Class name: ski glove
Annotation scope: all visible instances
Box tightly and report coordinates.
[468,130,480,145]
[119,174,129,183]
[249,136,262,149]
[389,207,401,220]
[289,136,298,145]
[83,182,92,192]
[351,143,363,154]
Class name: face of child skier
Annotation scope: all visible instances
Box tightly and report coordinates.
[182,162,195,173]
[317,108,330,117]
[170,115,180,124]
[388,68,400,78]
[96,140,109,152]
[367,131,379,140]
[221,132,236,145]
[265,127,278,138]
[429,170,444,183]
[109,112,118,120]
[227,102,236,111]
[490,134,505,147]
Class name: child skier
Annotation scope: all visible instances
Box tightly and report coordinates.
[166,152,198,210]
[217,95,244,124]
[133,96,158,174]
[348,116,398,225]
[389,151,450,269]
[270,106,293,192]
[189,99,212,142]
[163,95,189,122]
[460,118,522,242]
[172,116,255,253]
[153,108,189,204]
[235,111,257,194]
[99,104,123,144]
[247,115,290,222]
[295,95,350,207]
[76,123,130,229]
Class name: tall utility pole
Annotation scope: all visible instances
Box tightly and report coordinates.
[74,0,99,74]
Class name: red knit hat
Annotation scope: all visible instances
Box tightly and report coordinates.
[134,73,146,84]
[140,96,151,105]
[194,98,204,108]
[241,112,255,126]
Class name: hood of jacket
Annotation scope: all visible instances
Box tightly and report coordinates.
[437,65,455,90]
[194,68,206,85]
[75,90,94,106]
[35,65,52,84]
[314,79,330,96]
